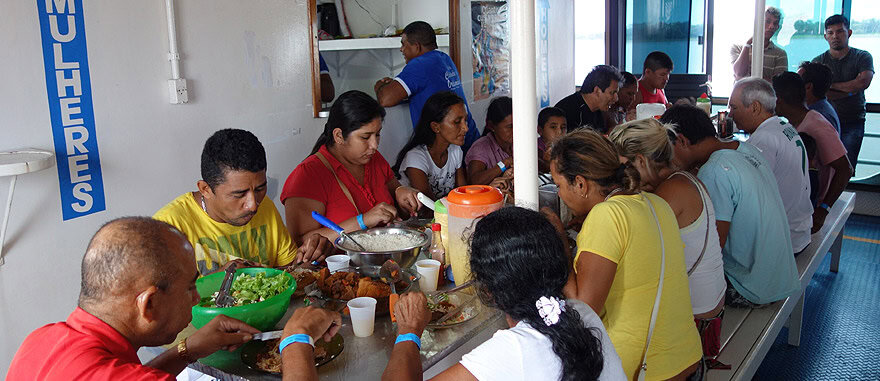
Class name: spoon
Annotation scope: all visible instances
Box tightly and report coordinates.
[311,211,367,251]
[380,259,402,322]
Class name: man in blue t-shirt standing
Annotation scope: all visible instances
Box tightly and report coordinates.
[374,21,480,151]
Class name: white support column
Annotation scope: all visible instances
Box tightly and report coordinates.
[750,0,766,79]
[511,0,539,210]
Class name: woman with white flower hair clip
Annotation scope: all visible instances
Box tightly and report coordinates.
[382,206,626,381]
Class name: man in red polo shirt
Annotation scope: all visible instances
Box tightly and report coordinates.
[7,217,262,380]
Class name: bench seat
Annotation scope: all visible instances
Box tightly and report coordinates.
[707,192,856,381]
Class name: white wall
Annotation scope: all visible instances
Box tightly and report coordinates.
[0,0,573,373]
[0,0,325,371]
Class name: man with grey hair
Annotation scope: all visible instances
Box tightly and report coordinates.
[730,78,813,254]
[731,7,789,82]
[8,217,341,380]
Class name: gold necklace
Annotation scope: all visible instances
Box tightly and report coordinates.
[604,188,624,202]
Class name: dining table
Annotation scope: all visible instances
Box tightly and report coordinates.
[140,278,506,380]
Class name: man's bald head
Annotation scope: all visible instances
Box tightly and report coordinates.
[78,217,192,309]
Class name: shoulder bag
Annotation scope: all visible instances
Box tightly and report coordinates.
[637,194,666,381]
[315,151,360,215]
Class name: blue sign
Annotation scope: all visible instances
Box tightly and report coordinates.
[537,0,550,108]
[36,0,106,220]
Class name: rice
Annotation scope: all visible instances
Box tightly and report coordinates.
[342,232,423,252]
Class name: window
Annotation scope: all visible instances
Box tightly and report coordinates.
[848,0,880,179]
[847,0,880,104]
[625,0,706,75]
[574,0,606,85]
[711,0,842,97]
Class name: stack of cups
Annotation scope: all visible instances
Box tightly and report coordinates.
[347,297,377,337]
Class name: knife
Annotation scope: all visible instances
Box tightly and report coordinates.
[252,330,284,341]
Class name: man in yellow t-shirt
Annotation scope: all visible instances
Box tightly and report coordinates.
[154,129,331,275]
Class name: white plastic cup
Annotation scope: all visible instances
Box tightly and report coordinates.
[326,255,351,273]
[416,259,442,292]
[347,297,377,337]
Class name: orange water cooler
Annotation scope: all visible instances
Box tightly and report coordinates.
[446,185,503,285]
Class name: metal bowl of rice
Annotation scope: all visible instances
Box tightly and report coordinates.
[333,227,429,269]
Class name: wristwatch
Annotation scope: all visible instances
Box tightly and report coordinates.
[177,338,195,364]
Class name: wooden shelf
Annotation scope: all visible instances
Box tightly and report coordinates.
[319,34,450,52]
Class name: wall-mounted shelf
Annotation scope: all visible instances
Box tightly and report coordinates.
[0,149,55,267]
[319,34,450,51]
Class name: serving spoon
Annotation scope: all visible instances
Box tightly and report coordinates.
[311,211,367,251]
[380,259,402,322]
[215,264,238,308]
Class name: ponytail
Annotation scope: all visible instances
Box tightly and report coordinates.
[310,123,333,155]
[525,307,604,381]
[550,129,641,196]
[470,207,605,380]
[591,162,640,193]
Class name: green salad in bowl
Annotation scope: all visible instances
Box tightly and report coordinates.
[200,272,291,307]
[192,268,296,331]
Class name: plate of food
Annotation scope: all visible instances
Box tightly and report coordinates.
[287,266,319,298]
[309,266,418,316]
[241,333,344,374]
[426,292,481,328]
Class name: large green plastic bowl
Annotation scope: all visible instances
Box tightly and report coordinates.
[191,268,296,332]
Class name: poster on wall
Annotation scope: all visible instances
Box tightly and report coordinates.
[471,1,510,101]
[537,0,550,108]
[36,0,106,220]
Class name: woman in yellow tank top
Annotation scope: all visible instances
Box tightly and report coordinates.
[547,129,701,381]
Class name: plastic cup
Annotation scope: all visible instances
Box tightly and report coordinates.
[416,259,442,292]
[347,297,377,337]
[326,255,351,273]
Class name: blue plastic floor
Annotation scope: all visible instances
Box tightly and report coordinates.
[754,214,880,380]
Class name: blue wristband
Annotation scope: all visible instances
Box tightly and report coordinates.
[395,333,421,349]
[356,214,368,230]
[279,334,315,353]
[819,203,831,211]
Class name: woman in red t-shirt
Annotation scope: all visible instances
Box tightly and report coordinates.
[281,90,421,244]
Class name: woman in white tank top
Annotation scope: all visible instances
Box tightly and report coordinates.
[608,119,725,319]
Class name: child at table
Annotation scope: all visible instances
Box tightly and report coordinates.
[538,107,567,174]
[392,91,469,201]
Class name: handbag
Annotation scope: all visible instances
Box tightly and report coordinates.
[636,195,666,381]
[315,151,360,214]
